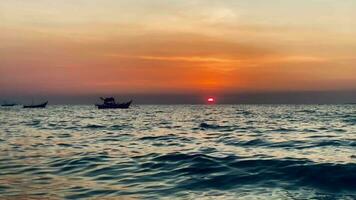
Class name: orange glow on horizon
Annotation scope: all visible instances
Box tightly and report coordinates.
[1,1,356,96]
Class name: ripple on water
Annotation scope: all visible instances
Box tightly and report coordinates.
[131,153,356,194]
[0,105,355,199]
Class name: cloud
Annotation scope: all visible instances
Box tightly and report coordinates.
[106,54,242,63]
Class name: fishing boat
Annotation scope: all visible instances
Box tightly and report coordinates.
[23,101,48,108]
[95,97,132,109]
[1,102,17,107]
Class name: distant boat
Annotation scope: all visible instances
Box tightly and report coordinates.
[344,103,356,105]
[23,101,48,108]
[1,103,17,107]
[95,97,132,109]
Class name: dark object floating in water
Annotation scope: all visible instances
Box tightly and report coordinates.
[95,97,132,109]
[23,101,48,108]
[199,122,222,129]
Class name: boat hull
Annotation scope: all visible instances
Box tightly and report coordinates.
[23,102,48,108]
[1,104,16,107]
[96,101,132,109]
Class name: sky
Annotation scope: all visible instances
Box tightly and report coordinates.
[1,0,356,103]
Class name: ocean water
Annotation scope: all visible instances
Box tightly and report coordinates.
[0,105,355,199]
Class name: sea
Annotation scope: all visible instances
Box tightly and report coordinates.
[0,105,355,199]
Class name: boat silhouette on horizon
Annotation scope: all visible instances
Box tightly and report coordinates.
[95,97,132,109]
[1,101,17,107]
[23,101,48,108]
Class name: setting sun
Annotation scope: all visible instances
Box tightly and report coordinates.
[207,97,215,103]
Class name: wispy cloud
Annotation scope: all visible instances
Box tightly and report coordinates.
[106,54,242,63]
[106,54,328,65]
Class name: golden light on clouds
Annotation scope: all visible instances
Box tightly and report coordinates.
[1,0,356,96]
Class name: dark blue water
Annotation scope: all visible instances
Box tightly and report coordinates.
[0,105,355,199]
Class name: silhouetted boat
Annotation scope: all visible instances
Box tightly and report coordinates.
[95,97,132,109]
[1,102,17,107]
[23,101,48,108]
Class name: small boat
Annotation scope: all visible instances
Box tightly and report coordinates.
[1,102,17,107]
[345,103,356,105]
[95,97,132,109]
[23,101,48,108]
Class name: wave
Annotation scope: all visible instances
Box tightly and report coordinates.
[138,135,192,144]
[1,105,356,199]
[139,153,356,193]
[85,124,106,129]
[237,111,253,115]
[343,117,356,125]
[48,153,110,175]
[224,138,267,147]
[297,110,317,114]
[225,138,355,149]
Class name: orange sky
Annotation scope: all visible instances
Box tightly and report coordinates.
[1,0,356,96]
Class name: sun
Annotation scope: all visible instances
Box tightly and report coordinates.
[207,97,215,103]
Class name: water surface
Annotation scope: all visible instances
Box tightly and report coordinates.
[0,105,355,199]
